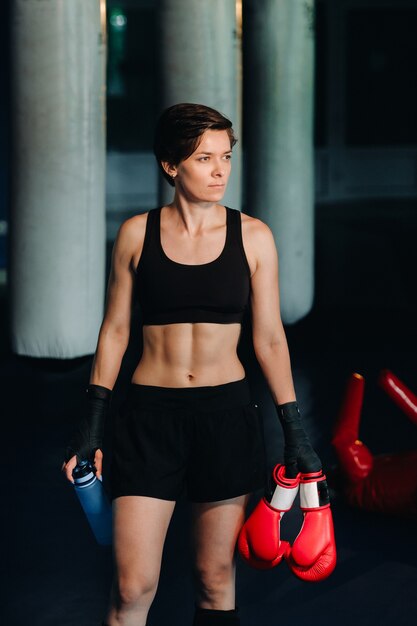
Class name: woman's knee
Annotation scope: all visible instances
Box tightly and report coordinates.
[116,574,159,610]
[194,560,235,603]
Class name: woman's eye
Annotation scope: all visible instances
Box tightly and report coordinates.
[198,157,209,162]
[224,154,232,160]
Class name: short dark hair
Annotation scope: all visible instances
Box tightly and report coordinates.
[153,102,237,187]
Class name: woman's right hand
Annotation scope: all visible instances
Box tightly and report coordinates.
[61,384,112,483]
[62,449,104,483]
[61,454,77,484]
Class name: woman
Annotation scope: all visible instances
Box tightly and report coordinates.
[62,103,322,626]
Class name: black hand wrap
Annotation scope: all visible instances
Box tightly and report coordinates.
[275,401,322,478]
[65,384,112,464]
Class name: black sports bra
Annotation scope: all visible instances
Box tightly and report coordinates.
[135,206,251,325]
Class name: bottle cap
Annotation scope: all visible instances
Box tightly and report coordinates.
[73,460,97,487]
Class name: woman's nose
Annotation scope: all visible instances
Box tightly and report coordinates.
[212,162,225,177]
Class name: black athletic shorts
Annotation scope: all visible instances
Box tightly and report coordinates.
[110,377,266,503]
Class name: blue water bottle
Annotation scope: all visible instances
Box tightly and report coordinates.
[73,460,112,546]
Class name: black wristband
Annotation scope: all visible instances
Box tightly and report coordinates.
[275,401,322,477]
[65,384,112,463]
[86,384,112,402]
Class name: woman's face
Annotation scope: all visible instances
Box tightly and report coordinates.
[170,129,232,203]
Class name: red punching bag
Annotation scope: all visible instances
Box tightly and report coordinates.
[332,371,417,521]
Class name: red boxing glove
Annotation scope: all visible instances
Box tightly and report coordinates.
[287,471,337,582]
[238,464,299,570]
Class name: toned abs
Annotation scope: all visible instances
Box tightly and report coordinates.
[132,322,245,387]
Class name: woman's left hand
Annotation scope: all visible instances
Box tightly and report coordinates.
[275,401,323,477]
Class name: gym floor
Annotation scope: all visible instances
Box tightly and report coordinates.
[2,199,417,626]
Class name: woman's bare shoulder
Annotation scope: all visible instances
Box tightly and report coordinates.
[119,210,149,234]
[116,211,150,248]
[238,211,277,275]
[240,210,275,246]
[111,211,153,272]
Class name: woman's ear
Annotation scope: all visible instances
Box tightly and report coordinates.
[161,161,177,179]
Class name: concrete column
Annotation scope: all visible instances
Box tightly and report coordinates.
[156,0,242,210]
[10,0,107,358]
[244,0,315,324]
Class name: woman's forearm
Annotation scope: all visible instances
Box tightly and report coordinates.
[255,337,323,476]
[89,323,130,389]
[254,340,297,406]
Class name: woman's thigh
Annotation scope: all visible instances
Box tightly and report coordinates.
[112,495,176,585]
[191,495,249,568]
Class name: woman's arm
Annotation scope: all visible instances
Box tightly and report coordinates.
[248,219,296,404]
[246,217,321,477]
[62,215,146,481]
[89,214,146,389]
